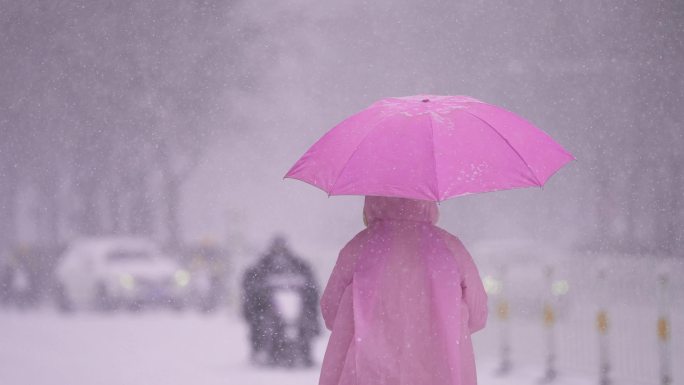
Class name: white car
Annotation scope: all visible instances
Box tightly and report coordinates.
[54,238,191,311]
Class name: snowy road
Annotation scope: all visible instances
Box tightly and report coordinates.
[0,309,593,385]
[0,309,323,385]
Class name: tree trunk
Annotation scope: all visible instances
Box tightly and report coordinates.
[593,151,613,251]
[38,174,60,246]
[78,176,101,236]
[165,178,181,250]
[663,158,681,255]
[107,181,123,235]
[129,172,153,237]
[0,165,18,250]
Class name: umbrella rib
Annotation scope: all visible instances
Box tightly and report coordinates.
[460,110,543,186]
[328,110,389,194]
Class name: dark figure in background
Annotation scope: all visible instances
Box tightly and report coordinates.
[242,235,320,367]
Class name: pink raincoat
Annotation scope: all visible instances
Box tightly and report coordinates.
[319,196,488,385]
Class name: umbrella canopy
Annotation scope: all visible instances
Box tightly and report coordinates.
[285,95,574,202]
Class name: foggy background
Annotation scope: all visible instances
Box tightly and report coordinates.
[1,1,682,385]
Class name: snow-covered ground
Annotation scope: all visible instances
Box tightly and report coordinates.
[0,308,594,385]
[1,252,681,385]
[0,309,321,385]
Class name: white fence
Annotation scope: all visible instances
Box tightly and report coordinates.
[472,252,683,385]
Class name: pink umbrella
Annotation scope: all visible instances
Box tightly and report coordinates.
[285,94,574,201]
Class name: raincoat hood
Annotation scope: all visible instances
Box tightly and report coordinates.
[363,196,439,225]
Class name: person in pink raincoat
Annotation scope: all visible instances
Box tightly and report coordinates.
[319,196,488,385]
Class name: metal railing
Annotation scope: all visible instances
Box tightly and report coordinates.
[473,254,683,385]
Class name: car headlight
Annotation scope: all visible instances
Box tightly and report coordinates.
[552,279,570,296]
[483,275,502,295]
[119,273,135,290]
[174,269,190,288]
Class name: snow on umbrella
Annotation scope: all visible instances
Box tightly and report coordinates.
[285,94,574,201]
